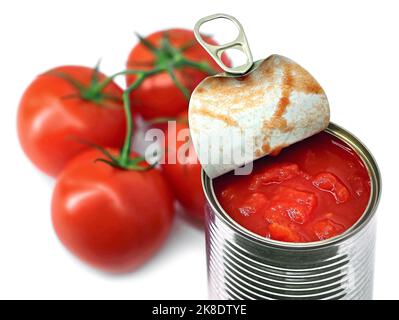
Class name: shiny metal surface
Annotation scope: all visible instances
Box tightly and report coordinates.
[203,123,381,300]
[194,13,254,74]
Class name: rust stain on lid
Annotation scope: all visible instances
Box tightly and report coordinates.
[190,107,239,127]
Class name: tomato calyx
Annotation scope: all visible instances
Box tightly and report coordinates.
[47,61,122,106]
[127,31,218,99]
[47,62,121,106]
[95,151,152,171]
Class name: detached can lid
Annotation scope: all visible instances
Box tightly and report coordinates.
[189,14,330,179]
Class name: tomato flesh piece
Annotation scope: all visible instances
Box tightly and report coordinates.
[238,193,269,217]
[249,163,300,190]
[313,173,350,203]
[312,219,345,241]
[220,186,237,203]
[268,223,302,242]
[265,187,317,225]
[231,193,269,237]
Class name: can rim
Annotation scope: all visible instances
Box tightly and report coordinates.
[203,122,381,250]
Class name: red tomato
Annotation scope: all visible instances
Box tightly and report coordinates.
[160,112,205,221]
[17,66,127,177]
[51,148,174,273]
[126,29,230,120]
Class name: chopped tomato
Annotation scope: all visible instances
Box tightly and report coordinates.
[264,187,317,225]
[220,186,234,201]
[313,172,350,203]
[268,223,302,242]
[347,175,369,198]
[238,193,269,217]
[312,219,345,241]
[214,131,371,243]
[249,163,300,190]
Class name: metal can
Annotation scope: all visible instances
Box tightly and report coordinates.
[191,14,381,299]
[203,123,381,300]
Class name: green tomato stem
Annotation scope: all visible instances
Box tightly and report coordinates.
[118,67,164,166]
[180,58,217,75]
[91,32,221,171]
[119,74,144,165]
[93,69,144,94]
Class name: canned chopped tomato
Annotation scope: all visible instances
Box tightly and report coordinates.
[213,131,371,243]
[193,14,380,300]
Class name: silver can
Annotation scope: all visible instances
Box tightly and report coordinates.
[203,123,381,300]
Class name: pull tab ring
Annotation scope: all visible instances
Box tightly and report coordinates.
[194,13,254,75]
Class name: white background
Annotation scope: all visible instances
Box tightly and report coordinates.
[0,0,398,300]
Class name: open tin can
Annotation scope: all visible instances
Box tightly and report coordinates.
[189,14,381,300]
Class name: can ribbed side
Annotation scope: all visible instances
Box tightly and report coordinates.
[205,205,376,300]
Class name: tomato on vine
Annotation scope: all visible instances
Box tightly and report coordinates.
[51,74,174,273]
[17,65,127,177]
[52,148,174,272]
[126,29,231,120]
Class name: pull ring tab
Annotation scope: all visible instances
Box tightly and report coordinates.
[194,13,254,75]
